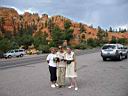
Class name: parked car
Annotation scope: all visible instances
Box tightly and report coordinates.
[101,44,128,61]
[4,49,26,58]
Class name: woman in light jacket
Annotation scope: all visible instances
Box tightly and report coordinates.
[65,47,78,90]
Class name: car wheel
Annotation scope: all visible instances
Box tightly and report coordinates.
[103,57,107,61]
[125,54,127,59]
[8,55,12,58]
[20,54,23,57]
[118,54,122,61]
[5,57,8,59]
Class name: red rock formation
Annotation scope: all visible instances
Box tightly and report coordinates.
[0,7,20,36]
[0,7,128,44]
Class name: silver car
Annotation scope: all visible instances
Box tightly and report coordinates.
[4,49,26,58]
[101,44,128,61]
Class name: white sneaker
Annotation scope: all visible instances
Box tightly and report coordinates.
[68,85,74,88]
[55,83,59,87]
[75,87,78,91]
[51,84,56,88]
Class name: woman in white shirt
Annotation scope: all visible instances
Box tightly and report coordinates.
[46,47,59,88]
[65,47,78,90]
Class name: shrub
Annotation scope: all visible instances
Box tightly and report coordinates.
[72,43,87,50]
[0,38,11,52]
[117,38,127,44]
[38,45,50,53]
[87,38,97,47]
[110,37,117,44]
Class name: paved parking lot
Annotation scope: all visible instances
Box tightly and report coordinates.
[0,52,128,96]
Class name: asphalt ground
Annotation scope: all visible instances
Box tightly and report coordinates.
[0,48,100,69]
[0,52,128,96]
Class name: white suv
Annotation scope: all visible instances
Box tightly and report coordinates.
[4,49,26,58]
[101,44,128,61]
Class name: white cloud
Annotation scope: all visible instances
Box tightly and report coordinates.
[24,8,39,14]
[116,24,128,29]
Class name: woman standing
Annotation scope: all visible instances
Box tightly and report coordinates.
[56,46,66,88]
[65,47,78,90]
[46,47,59,88]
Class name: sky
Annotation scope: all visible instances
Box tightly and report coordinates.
[0,0,128,30]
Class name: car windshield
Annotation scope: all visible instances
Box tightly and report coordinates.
[102,45,116,49]
[19,50,24,52]
[7,50,14,53]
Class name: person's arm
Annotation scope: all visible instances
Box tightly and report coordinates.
[63,52,66,62]
[47,60,49,63]
[73,54,77,72]
[46,54,50,64]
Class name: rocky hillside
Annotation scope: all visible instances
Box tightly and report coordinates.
[0,7,128,43]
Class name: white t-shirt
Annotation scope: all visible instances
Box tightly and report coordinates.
[46,53,57,67]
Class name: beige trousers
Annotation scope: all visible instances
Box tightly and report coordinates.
[57,67,66,86]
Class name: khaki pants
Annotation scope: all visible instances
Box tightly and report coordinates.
[57,67,66,86]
